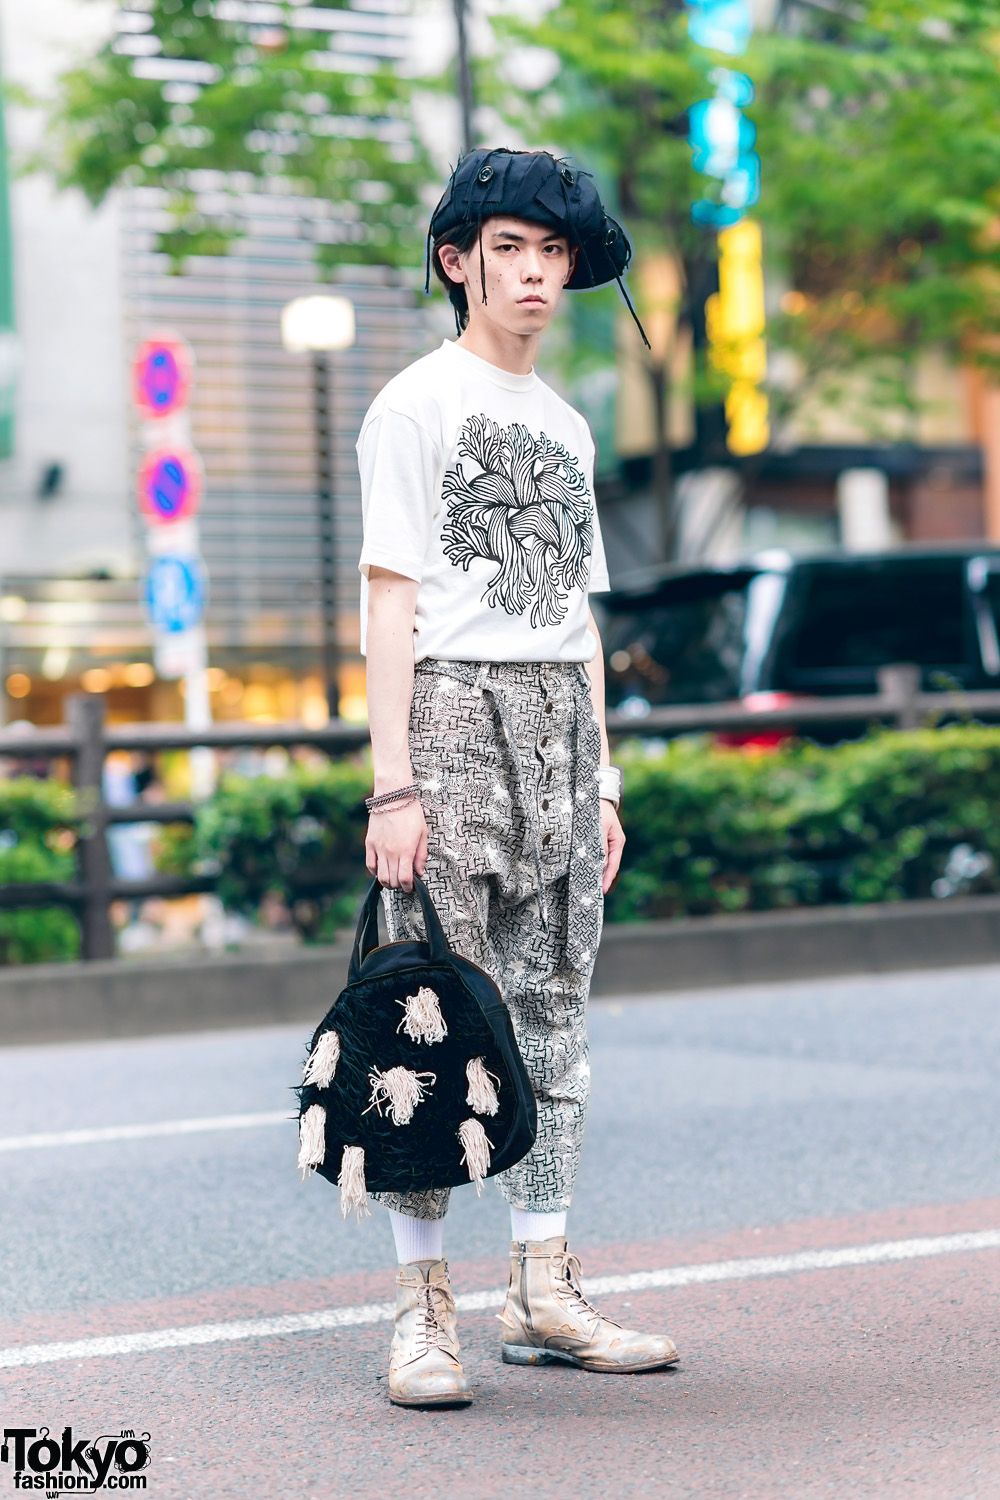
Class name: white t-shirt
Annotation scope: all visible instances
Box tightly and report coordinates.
[357,340,610,663]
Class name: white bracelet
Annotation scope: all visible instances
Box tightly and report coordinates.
[597,765,623,808]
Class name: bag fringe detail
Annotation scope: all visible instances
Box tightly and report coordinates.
[458,1117,494,1195]
[363,1065,437,1126]
[465,1056,501,1116]
[396,985,448,1044]
[337,1145,371,1221]
[296,1104,327,1180]
[302,1030,341,1088]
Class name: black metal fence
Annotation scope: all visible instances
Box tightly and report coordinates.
[3,663,1000,961]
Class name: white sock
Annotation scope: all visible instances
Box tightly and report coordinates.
[388,1209,445,1265]
[510,1208,567,1243]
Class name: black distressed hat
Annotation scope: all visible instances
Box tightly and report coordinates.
[426,147,648,344]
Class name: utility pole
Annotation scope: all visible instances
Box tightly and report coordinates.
[280,294,356,723]
[452,0,475,155]
[0,45,17,462]
[313,350,339,720]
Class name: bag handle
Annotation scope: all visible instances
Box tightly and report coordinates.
[349,875,451,982]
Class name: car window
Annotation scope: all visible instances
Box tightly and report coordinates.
[778,559,966,688]
[602,582,752,705]
[967,558,1000,676]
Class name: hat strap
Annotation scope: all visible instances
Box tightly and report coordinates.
[616,270,651,350]
[478,207,487,308]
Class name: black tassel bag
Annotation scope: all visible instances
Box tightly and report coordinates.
[296,877,537,1219]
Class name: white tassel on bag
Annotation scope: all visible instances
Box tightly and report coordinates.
[296,1104,327,1179]
[302,1030,341,1088]
[395,986,448,1044]
[457,1118,493,1196]
[465,1057,501,1116]
[337,1145,371,1221]
[363,1066,437,1126]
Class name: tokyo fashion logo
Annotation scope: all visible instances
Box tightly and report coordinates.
[1,1428,150,1492]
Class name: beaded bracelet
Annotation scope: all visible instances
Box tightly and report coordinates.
[365,782,421,813]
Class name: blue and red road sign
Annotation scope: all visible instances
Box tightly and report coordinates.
[138,448,202,525]
[133,336,192,419]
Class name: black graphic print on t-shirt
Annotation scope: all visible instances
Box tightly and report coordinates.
[440,414,593,628]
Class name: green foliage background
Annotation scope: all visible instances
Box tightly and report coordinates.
[42,0,1000,408]
[192,754,372,941]
[0,780,81,964]
[496,0,1000,425]
[14,729,1000,962]
[41,0,431,270]
[608,727,1000,920]
[169,727,1000,926]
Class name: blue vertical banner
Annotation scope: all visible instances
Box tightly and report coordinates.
[686,0,769,455]
[686,0,761,228]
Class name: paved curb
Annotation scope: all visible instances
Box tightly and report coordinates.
[0,944,350,1047]
[591,892,1000,994]
[2,894,1000,1045]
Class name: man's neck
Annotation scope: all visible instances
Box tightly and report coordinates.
[455,320,538,377]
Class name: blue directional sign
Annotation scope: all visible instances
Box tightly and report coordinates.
[143,556,206,634]
[687,0,753,56]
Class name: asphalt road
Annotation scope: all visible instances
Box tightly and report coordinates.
[0,962,998,1497]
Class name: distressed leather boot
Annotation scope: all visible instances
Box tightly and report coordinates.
[388,1259,473,1407]
[501,1237,680,1373]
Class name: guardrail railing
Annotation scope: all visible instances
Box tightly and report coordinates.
[2,663,998,960]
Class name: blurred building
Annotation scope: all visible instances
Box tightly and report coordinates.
[603,261,991,579]
[5,1,993,727]
[0,0,431,727]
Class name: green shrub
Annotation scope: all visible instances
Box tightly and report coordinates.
[0,779,81,964]
[609,726,1000,921]
[10,726,1000,965]
[193,754,372,941]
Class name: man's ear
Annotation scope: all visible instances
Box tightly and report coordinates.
[564,246,579,286]
[437,242,468,287]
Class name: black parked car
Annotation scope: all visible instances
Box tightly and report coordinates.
[598,546,1000,712]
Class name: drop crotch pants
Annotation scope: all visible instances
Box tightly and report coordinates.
[374,658,604,1223]
[379,868,593,1222]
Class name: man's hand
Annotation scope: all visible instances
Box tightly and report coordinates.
[365,801,428,891]
[600,800,625,895]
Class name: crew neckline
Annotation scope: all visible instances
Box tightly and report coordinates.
[441,339,538,392]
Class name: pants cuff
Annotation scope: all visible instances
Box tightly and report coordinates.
[371,1189,450,1222]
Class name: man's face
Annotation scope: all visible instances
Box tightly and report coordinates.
[445,217,576,337]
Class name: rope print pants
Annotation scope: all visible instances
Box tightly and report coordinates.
[377,658,605,1221]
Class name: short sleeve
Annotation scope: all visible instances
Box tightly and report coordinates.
[588,500,611,595]
[357,407,441,583]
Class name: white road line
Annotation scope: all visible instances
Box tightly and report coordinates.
[0,1111,290,1153]
[1,1228,997,1371]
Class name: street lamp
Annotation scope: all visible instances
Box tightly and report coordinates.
[280,294,356,720]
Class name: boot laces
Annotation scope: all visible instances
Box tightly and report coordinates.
[552,1252,620,1332]
[413,1280,450,1355]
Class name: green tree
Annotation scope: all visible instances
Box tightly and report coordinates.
[42,0,432,270]
[495,0,1000,535]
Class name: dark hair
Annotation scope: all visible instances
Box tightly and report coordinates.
[431,220,483,333]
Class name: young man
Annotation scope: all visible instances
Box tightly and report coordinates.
[358,148,678,1407]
